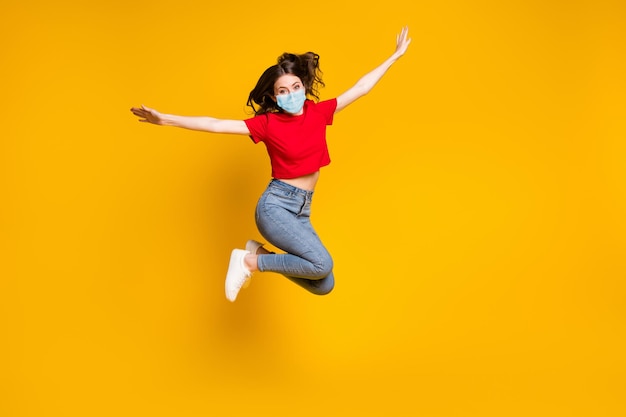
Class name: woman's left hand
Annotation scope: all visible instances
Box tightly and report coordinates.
[394,26,412,58]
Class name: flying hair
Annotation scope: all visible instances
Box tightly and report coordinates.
[246,51,325,116]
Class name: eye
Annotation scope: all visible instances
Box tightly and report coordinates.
[276,89,288,95]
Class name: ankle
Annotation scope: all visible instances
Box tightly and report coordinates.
[256,246,272,255]
[244,254,258,272]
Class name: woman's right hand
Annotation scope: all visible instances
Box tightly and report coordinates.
[130,105,164,125]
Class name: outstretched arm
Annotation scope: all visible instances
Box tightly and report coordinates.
[130,105,250,135]
[335,26,411,113]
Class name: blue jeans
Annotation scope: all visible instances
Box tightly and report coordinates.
[255,179,335,295]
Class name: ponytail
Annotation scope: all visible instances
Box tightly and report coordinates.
[277,52,325,102]
[247,51,325,115]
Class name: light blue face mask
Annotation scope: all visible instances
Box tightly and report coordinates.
[276,89,306,114]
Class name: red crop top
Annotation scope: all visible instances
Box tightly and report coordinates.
[244,98,337,179]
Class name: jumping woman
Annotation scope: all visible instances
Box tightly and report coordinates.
[130,27,411,302]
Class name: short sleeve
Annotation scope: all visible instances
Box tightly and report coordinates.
[315,98,338,125]
[244,114,269,143]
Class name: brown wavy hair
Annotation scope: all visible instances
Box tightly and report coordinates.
[246,52,325,115]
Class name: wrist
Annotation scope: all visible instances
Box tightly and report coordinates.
[160,113,176,126]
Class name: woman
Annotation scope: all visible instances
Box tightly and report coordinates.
[130,27,411,302]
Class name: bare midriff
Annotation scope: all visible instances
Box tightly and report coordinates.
[277,171,320,191]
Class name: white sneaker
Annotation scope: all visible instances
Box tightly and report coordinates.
[225,249,252,302]
[245,239,265,254]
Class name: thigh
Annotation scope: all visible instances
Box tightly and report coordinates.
[255,191,328,259]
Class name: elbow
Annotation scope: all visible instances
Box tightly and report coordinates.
[354,83,371,98]
[203,118,222,133]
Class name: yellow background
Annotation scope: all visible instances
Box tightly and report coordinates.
[2,0,625,416]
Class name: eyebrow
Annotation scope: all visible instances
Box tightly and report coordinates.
[276,81,302,90]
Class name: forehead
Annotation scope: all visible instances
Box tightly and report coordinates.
[274,74,303,90]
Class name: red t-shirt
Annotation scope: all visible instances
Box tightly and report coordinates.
[244,98,337,179]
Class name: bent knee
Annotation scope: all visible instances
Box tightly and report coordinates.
[311,276,334,296]
[313,255,334,278]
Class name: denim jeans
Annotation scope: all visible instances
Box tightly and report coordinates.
[255,179,334,295]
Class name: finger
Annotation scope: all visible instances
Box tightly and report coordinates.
[397,27,406,44]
